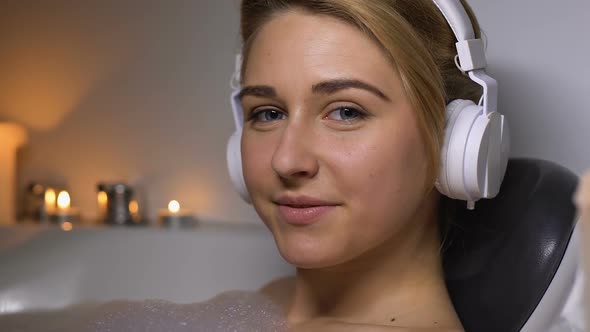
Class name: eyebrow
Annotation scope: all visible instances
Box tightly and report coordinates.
[238,78,391,102]
[312,79,390,102]
[238,85,276,101]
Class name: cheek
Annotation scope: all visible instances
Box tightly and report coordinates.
[330,118,428,232]
[241,132,274,197]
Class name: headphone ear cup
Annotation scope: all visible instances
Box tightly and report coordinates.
[492,113,510,196]
[436,99,472,198]
[448,100,487,201]
[461,104,492,199]
[226,130,251,204]
[437,98,509,204]
[467,109,509,199]
[438,99,490,202]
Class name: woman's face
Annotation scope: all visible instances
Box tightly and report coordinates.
[240,10,432,268]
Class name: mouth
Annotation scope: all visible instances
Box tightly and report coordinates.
[272,194,339,225]
[275,203,338,226]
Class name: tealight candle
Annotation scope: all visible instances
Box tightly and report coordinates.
[49,190,80,224]
[97,190,108,220]
[39,187,58,222]
[129,199,143,224]
[158,200,196,228]
[44,188,57,214]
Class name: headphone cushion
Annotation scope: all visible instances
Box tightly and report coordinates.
[226,131,251,203]
[447,101,486,201]
[437,99,475,198]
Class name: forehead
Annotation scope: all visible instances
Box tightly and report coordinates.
[243,10,399,92]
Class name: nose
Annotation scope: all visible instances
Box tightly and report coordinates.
[271,121,319,184]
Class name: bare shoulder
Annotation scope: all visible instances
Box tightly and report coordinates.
[258,278,464,332]
[257,275,295,311]
[290,318,464,332]
[575,170,590,212]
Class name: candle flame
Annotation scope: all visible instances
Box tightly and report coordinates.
[45,188,56,207]
[97,191,107,206]
[168,200,180,213]
[129,200,139,214]
[57,191,71,209]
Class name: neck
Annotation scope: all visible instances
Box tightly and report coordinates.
[287,192,460,328]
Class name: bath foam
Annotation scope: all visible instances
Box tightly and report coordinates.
[0,290,288,332]
[81,290,288,331]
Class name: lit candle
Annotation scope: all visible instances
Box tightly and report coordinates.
[57,190,70,210]
[129,199,142,224]
[158,200,196,228]
[169,200,180,214]
[44,188,57,213]
[97,190,108,220]
[49,190,80,224]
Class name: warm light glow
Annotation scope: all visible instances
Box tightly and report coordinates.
[129,200,139,214]
[97,191,107,206]
[33,184,44,195]
[61,221,73,231]
[57,190,71,209]
[44,188,56,208]
[168,200,180,214]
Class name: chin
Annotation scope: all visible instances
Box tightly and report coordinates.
[271,231,351,269]
[257,205,358,268]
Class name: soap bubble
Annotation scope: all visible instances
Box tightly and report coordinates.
[0,291,288,332]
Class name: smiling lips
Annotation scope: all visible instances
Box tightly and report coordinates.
[274,195,338,225]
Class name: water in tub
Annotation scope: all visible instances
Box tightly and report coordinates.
[0,290,288,331]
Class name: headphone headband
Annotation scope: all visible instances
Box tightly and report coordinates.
[432,0,496,116]
[431,0,475,40]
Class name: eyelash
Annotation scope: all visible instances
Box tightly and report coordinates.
[247,105,368,124]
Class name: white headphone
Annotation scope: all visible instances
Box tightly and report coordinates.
[227,0,510,209]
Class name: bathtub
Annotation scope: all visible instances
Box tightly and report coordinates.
[0,222,294,314]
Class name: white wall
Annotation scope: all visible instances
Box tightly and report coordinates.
[0,0,588,224]
[468,0,590,174]
[0,0,260,223]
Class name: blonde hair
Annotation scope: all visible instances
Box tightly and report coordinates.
[239,0,483,193]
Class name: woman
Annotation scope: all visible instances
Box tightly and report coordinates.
[235,0,483,330]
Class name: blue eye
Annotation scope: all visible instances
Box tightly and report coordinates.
[327,106,365,121]
[249,109,286,123]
